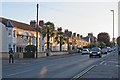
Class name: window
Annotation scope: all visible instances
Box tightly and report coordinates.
[8,33,11,37]
[20,47,21,53]
[42,46,44,51]
[8,30,12,37]
[8,44,11,51]
[13,30,16,37]
[13,45,15,52]
[17,47,19,52]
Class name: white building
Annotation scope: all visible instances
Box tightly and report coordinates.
[0,17,45,56]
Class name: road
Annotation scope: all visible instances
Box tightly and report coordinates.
[2,52,117,79]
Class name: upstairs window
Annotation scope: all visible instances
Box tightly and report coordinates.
[8,30,12,38]
[8,33,11,37]
[13,30,16,37]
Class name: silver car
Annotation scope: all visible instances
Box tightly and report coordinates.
[82,49,89,55]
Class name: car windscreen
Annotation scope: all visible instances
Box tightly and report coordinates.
[91,48,100,52]
[83,50,87,51]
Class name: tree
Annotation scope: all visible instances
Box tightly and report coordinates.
[41,21,55,52]
[97,32,110,46]
[98,41,106,49]
[117,36,120,46]
[87,43,96,49]
[55,27,67,51]
[42,21,55,38]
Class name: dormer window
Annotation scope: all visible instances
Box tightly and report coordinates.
[7,20,13,27]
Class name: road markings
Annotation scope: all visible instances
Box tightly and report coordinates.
[99,61,105,65]
[6,69,33,77]
[71,65,96,80]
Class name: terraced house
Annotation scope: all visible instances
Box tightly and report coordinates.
[0,17,45,58]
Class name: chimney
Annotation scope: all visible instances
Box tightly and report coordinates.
[39,20,44,27]
[30,20,36,27]
[88,33,93,37]
[77,34,80,38]
[73,33,76,37]
[65,29,68,33]
[80,35,83,38]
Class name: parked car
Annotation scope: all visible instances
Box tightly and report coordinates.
[77,49,80,53]
[89,48,102,58]
[81,49,89,55]
[107,47,112,52]
[101,48,107,54]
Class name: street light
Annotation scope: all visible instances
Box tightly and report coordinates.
[110,10,115,47]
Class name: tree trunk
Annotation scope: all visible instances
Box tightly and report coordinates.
[60,36,62,51]
[67,38,69,51]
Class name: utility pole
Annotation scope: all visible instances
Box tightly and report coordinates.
[47,26,49,56]
[111,10,115,47]
[36,4,39,58]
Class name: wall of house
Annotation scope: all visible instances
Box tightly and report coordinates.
[0,22,7,52]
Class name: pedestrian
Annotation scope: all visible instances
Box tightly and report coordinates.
[46,49,49,56]
[9,48,14,63]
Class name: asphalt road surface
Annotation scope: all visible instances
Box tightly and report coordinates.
[2,52,115,79]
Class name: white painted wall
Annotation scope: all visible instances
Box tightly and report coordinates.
[0,22,7,52]
[39,34,45,52]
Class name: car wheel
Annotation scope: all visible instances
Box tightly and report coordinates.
[89,55,92,58]
[99,55,101,58]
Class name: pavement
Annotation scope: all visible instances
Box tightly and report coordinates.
[1,51,119,80]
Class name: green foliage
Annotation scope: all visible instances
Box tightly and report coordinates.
[117,36,120,46]
[87,43,96,49]
[25,45,36,53]
[42,21,55,38]
[97,32,110,46]
[54,28,67,51]
[99,41,106,48]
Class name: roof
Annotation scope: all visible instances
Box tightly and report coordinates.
[82,37,90,42]
[0,17,38,31]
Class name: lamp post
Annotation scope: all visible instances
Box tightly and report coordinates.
[111,10,115,47]
[36,4,39,58]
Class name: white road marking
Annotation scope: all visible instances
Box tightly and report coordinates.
[6,69,33,77]
[99,61,105,65]
[104,63,107,65]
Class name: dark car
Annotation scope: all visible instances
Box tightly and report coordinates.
[89,48,102,58]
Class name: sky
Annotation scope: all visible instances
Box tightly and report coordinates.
[1,1,118,40]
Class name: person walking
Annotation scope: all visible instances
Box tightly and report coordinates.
[46,49,49,56]
[9,48,14,63]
